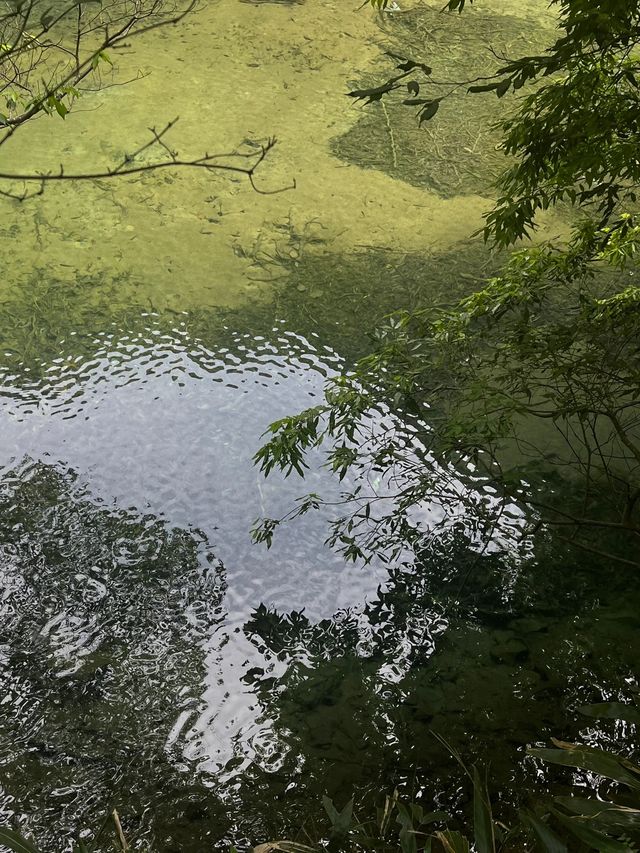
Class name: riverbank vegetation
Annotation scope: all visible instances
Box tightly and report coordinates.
[4,700,640,851]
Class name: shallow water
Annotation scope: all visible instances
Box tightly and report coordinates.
[0,0,638,850]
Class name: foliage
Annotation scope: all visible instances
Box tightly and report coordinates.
[255,755,510,853]
[524,700,640,852]
[254,0,640,566]
[255,704,640,852]
[256,220,640,564]
[3,706,639,851]
[0,0,284,196]
[0,0,191,132]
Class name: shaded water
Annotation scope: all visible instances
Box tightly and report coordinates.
[0,0,639,850]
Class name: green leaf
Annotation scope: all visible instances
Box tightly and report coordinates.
[434,830,471,852]
[472,765,495,853]
[554,796,640,832]
[54,99,68,118]
[577,703,640,725]
[529,740,640,790]
[519,809,567,852]
[550,808,631,852]
[396,802,418,853]
[417,810,449,825]
[0,827,42,853]
[322,796,353,837]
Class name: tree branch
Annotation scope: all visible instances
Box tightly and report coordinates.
[0,129,295,198]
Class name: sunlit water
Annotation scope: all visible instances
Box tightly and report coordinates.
[0,0,638,850]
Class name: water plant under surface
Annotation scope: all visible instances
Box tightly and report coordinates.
[258,703,640,852]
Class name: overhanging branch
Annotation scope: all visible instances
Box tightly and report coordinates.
[0,127,295,199]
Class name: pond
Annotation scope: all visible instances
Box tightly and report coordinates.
[0,0,638,850]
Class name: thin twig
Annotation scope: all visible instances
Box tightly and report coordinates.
[112,809,129,852]
[0,132,295,196]
[556,535,640,569]
[381,100,398,169]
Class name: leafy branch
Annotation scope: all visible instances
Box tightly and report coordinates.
[0,0,295,198]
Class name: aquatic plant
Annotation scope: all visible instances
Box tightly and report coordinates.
[3,702,639,851]
[0,809,133,853]
[522,705,640,850]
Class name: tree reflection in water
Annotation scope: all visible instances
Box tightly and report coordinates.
[0,460,228,851]
[241,533,640,837]
[0,461,638,849]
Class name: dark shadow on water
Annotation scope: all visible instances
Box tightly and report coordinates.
[239,533,640,840]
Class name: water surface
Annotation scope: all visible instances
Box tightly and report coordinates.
[0,1,638,850]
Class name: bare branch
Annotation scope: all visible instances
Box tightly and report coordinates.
[0,131,294,196]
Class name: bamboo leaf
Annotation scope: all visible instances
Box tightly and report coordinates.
[0,827,42,853]
[519,809,567,852]
[577,703,640,725]
[529,741,640,790]
[554,796,640,831]
[472,765,495,853]
[434,830,471,852]
[550,809,631,852]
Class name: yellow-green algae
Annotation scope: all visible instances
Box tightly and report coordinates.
[1,0,559,324]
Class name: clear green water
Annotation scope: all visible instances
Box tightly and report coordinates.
[0,1,638,851]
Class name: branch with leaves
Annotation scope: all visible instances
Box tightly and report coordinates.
[254,0,640,568]
[0,0,197,136]
[0,0,293,197]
